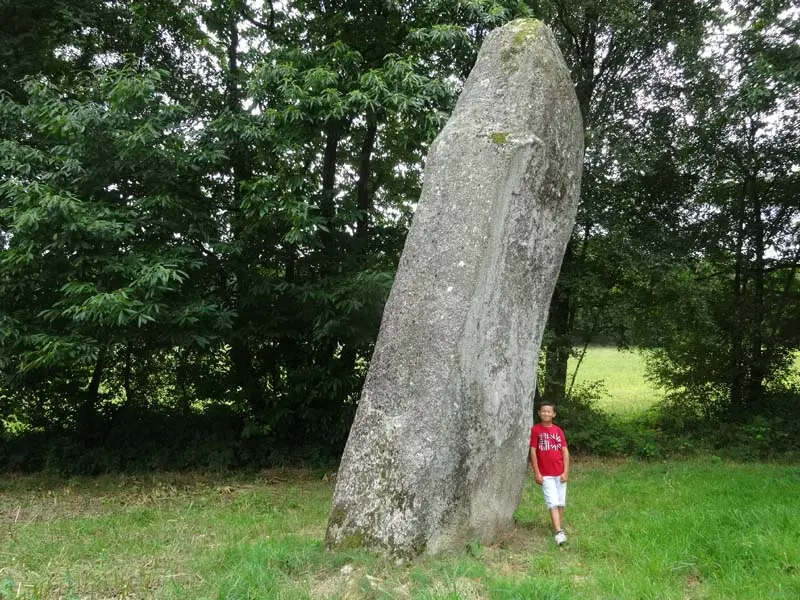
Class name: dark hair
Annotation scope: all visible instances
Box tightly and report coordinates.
[538,401,557,410]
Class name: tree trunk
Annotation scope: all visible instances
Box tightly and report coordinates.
[746,167,766,407]
[354,115,378,251]
[543,241,574,405]
[177,347,192,413]
[80,345,107,441]
[729,176,748,416]
[225,15,264,419]
[319,119,343,251]
[230,340,266,417]
[540,7,596,406]
[122,344,134,405]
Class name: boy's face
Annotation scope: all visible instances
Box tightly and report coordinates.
[538,405,556,424]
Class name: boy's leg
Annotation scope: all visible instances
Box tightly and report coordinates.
[556,480,567,542]
[543,478,568,545]
[541,478,562,531]
[549,507,563,532]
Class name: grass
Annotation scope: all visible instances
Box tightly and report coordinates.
[3,347,799,599]
[567,346,800,419]
[568,347,663,418]
[2,460,800,599]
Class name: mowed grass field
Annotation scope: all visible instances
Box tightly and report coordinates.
[569,347,800,417]
[2,348,799,599]
[568,347,663,417]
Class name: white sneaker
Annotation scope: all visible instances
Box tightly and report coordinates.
[554,530,567,545]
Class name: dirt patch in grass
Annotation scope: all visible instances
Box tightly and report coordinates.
[308,566,407,600]
[431,577,487,599]
[490,519,550,548]
[304,520,554,600]
[308,565,487,600]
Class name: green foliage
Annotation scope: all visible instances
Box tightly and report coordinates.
[0,401,348,475]
[537,0,800,434]
[0,0,535,453]
[1,0,798,462]
[537,0,711,404]
[655,386,800,461]
[561,347,800,461]
[638,0,800,421]
[0,63,235,435]
[555,381,665,459]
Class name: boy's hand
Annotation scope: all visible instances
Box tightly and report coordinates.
[534,474,543,485]
[560,473,569,483]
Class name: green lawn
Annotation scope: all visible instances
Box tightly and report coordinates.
[3,460,800,599]
[568,347,664,417]
[3,348,799,599]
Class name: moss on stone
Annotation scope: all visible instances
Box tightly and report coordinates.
[337,530,365,549]
[511,18,543,45]
[488,132,510,145]
[500,18,544,66]
[328,506,346,528]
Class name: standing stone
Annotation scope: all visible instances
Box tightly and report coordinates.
[326,19,583,557]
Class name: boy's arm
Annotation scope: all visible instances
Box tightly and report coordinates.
[560,445,570,482]
[529,446,543,485]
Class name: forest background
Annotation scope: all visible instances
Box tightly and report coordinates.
[0,0,798,473]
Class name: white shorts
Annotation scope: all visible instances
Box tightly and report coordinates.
[541,476,567,509]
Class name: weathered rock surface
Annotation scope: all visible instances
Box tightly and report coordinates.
[326,19,583,557]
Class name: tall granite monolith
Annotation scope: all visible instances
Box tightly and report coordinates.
[326,19,583,557]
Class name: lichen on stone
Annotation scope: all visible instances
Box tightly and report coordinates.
[511,18,543,45]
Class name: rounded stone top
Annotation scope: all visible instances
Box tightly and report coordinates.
[442,19,574,140]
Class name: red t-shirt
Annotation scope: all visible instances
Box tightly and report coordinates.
[530,423,567,476]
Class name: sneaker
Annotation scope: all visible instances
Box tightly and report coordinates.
[554,530,567,545]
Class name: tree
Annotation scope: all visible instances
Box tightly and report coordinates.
[0,0,536,459]
[200,0,534,447]
[0,66,234,433]
[646,0,800,421]
[527,0,710,404]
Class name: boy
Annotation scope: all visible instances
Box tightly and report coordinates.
[529,401,570,545]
